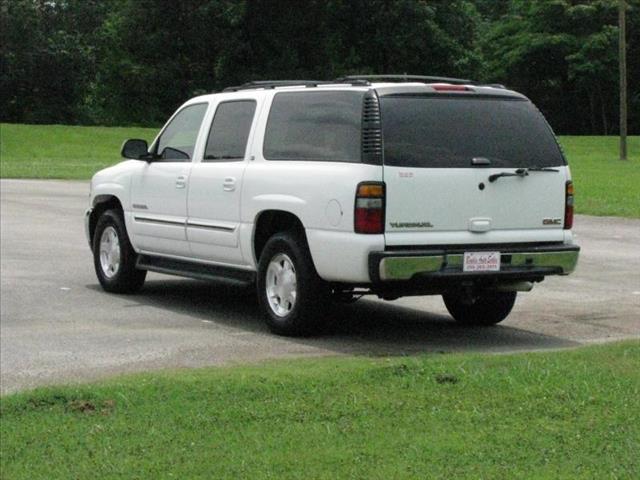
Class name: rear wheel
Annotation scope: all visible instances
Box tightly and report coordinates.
[93,209,146,293]
[257,231,328,336]
[442,290,516,326]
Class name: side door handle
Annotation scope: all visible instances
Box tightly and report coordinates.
[223,177,236,192]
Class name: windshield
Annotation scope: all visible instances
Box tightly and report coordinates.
[380,96,565,168]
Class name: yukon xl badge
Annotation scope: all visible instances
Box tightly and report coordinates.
[543,218,562,225]
[390,222,434,228]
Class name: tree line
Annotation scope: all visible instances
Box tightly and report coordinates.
[1,0,638,134]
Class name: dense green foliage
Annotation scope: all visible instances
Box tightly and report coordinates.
[1,341,638,479]
[1,0,638,133]
[2,123,637,217]
[481,0,639,135]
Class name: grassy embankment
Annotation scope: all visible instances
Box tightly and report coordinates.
[1,341,639,479]
[558,136,639,218]
[1,123,638,217]
[0,123,157,179]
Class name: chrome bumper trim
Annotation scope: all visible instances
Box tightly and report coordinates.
[375,246,580,281]
[380,255,444,280]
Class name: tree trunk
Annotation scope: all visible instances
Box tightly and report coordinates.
[619,0,628,159]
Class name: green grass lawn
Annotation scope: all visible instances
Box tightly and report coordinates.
[0,123,638,217]
[560,136,640,217]
[1,342,638,479]
[0,123,157,180]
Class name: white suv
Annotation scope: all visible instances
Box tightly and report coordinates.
[85,75,580,336]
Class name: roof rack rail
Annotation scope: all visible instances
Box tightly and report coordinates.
[224,79,371,92]
[335,74,475,85]
[222,76,503,92]
[224,80,323,91]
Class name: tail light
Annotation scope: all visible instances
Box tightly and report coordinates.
[354,182,385,234]
[564,181,574,229]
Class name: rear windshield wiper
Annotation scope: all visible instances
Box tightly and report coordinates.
[488,168,529,183]
[525,166,559,172]
[489,166,560,182]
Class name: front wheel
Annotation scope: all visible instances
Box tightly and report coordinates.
[93,209,146,293]
[442,290,517,326]
[256,231,328,336]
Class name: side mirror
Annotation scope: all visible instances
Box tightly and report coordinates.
[121,139,149,160]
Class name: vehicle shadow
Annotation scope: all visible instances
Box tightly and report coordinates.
[91,277,579,357]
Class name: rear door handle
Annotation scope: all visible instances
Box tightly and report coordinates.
[223,177,236,192]
[175,175,187,189]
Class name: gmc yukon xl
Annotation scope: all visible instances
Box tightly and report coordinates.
[85,75,580,335]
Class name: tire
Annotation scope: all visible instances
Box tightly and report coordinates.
[442,290,517,326]
[93,209,146,293]
[256,231,329,336]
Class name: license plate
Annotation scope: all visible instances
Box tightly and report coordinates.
[463,251,501,272]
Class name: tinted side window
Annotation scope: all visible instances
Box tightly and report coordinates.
[156,103,208,161]
[204,100,256,161]
[264,91,363,162]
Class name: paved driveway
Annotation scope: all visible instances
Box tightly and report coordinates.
[1,179,638,393]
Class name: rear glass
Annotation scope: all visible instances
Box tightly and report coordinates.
[264,91,363,162]
[380,96,565,168]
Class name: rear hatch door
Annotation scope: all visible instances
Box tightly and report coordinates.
[379,92,569,246]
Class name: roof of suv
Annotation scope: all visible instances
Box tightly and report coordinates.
[226,76,523,98]
[189,76,526,105]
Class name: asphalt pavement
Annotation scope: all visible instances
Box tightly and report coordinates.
[1,179,638,394]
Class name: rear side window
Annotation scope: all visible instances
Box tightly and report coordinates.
[204,100,256,161]
[380,96,565,168]
[264,91,363,162]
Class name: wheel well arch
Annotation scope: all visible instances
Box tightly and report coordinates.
[89,195,123,245]
[253,210,307,263]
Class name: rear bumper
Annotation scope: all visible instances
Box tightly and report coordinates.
[368,244,580,283]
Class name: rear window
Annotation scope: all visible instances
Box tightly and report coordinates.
[264,91,363,162]
[380,96,565,168]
